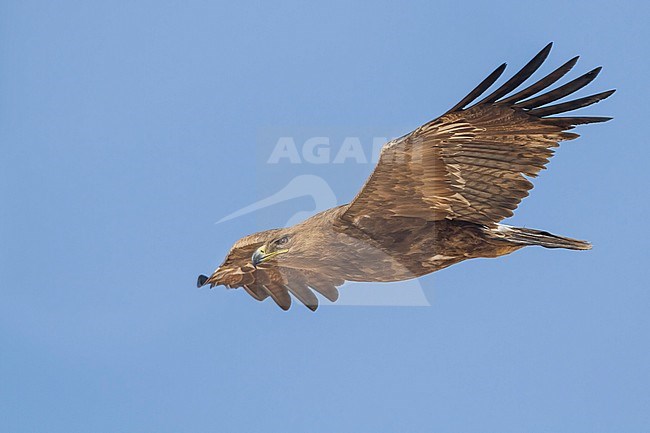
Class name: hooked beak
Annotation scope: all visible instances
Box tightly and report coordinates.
[252,245,288,267]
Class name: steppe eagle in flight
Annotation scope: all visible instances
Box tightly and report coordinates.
[197,43,614,311]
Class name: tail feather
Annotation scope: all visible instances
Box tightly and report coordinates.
[495,225,592,250]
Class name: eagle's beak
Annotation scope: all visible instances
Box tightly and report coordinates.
[252,246,288,267]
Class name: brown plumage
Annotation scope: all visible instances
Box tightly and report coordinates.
[198,43,614,311]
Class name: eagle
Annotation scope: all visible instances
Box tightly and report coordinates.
[197,43,614,311]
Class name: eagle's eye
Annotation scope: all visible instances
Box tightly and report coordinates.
[276,235,289,246]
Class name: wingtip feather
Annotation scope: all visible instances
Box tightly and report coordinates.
[197,274,209,288]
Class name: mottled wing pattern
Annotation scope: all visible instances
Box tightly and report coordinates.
[200,262,342,311]
[341,43,614,227]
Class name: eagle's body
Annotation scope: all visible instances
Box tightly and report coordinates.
[198,43,614,310]
[280,206,518,282]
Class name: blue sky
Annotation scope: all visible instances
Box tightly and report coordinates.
[1,0,649,432]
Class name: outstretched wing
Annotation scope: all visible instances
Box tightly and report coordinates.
[198,262,342,311]
[341,43,614,227]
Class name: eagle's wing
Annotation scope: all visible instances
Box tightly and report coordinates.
[201,262,342,311]
[341,43,614,227]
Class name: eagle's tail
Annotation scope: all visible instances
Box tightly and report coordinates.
[494,225,592,250]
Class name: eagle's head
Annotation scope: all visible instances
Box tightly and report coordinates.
[195,226,340,310]
[196,228,289,289]
[250,232,294,268]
